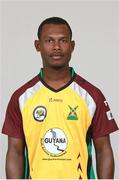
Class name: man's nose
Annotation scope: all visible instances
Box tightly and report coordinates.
[53,41,61,50]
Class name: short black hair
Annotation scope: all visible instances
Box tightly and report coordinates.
[37,17,72,40]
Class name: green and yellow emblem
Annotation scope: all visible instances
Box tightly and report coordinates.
[67,105,78,120]
[33,106,47,122]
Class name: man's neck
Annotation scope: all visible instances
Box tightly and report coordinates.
[41,66,72,90]
[43,66,71,82]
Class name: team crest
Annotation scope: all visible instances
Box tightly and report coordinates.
[33,106,47,121]
[67,105,78,120]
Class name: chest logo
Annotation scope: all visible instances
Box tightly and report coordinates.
[67,105,78,120]
[41,128,68,157]
[33,106,47,122]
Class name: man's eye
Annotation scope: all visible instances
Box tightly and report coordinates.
[45,39,53,43]
[61,39,68,43]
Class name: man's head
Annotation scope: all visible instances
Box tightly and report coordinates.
[35,17,75,69]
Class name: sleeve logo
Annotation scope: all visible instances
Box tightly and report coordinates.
[106,110,114,120]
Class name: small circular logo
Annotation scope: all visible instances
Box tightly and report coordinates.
[33,106,47,121]
[41,128,68,157]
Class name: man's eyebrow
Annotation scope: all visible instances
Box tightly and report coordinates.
[60,36,69,39]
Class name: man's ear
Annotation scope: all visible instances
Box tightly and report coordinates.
[71,40,75,52]
[34,40,41,52]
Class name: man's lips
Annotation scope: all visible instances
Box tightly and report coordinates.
[50,53,63,59]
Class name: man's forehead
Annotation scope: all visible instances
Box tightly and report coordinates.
[43,34,70,39]
[41,24,70,36]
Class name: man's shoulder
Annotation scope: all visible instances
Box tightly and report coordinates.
[74,73,104,102]
[75,73,98,90]
[12,75,40,99]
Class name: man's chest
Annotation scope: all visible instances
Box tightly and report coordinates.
[20,87,92,141]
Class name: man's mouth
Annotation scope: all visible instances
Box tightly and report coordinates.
[50,53,63,60]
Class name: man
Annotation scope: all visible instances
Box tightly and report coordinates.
[2,17,118,179]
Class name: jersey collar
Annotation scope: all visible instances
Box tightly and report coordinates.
[38,67,76,92]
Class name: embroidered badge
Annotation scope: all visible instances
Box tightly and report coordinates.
[33,106,47,122]
[67,105,78,120]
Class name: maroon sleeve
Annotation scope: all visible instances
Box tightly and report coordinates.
[92,90,118,139]
[2,92,25,139]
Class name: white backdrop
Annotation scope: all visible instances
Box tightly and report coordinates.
[0,0,119,178]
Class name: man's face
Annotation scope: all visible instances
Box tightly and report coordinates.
[35,24,75,69]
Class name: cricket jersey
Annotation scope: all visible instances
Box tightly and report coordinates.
[2,67,118,179]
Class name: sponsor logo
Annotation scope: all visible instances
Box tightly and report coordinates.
[41,128,68,157]
[67,105,78,120]
[33,106,47,121]
[49,98,63,102]
[106,110,114,120]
